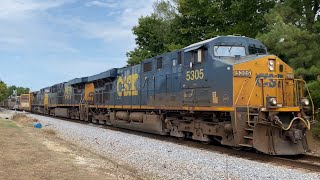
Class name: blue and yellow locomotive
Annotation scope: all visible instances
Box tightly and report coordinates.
[31,35,314,155]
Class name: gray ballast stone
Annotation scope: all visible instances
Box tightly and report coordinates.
[30,114,320,180]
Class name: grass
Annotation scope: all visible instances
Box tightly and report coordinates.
[0,119,19,129]
[12,114,27,121]
[43,128,56,135]
[12,113,39,126]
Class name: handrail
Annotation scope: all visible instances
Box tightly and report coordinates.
[282,117,311,131]
[246,78,261,127]
[233,79,249,131]
[235,79,249,105]
[294,79,315,122]
[242,77,315,128]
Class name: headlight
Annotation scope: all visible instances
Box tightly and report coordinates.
[269,97,277,106]
[269,60,275,71]
[301,98,310,106]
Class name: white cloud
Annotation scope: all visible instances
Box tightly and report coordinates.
[0,0,76,53]
[0,0,155,53]
[85,0,118,8]
[75,0,154,47]
[0,0,72,20]
[52,0,155,50]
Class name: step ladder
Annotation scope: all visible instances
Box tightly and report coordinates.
[240,109,259,148]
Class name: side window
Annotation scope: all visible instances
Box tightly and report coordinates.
[177,52,182,65]
[184,52,191,66]
[157,57,163,69]
[197,49,202,63]
[144,62,152,72]
[201,48,208,62]
[191,51,198,64]
[172,59,177,67]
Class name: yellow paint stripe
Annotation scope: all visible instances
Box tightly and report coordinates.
[47,104,234,111]
[89,105,234,111]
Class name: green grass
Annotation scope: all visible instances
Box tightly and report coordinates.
[0,119,19,129]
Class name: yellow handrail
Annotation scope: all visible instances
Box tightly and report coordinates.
[282,117,311,131]
[294,79,315,122]
[243,77,315,129]
[246,78,261,127]
[234,79,249,131]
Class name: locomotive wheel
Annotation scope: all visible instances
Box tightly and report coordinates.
[202,141,211,145]
[232,146,242,151]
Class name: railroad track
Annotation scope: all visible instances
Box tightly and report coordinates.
[27,112,320,172]
[276,154,320,172]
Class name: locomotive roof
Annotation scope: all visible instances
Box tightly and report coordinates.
[184,35,266,52]
[68,77,88,85]
[87,68,117,82]
[38,35,267,90]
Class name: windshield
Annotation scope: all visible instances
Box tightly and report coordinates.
[213,46,246,57]
[248,46,266,55]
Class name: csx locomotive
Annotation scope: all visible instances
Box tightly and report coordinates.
[26,35,315,155]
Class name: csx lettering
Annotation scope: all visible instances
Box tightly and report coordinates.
[256,74,283,88]
[186,69,204,81]
[117,74,139,96]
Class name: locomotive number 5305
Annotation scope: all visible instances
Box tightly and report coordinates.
[186,69,204,81]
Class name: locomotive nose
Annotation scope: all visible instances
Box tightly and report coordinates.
[233,55,296,108]
[232,55,313,155]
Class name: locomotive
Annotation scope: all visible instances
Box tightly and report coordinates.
[27,35,314,155]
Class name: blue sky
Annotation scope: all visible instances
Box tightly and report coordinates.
[0,0,155,90]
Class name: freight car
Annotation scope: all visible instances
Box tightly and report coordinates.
[0,97,21,110]
[19,94,32,111]
[30,35,315,155]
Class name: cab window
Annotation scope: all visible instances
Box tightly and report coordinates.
[213,46,246,57]
[248,45,266,55]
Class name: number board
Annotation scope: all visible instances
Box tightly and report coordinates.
[186,69,204,81]
[234,70,252,77]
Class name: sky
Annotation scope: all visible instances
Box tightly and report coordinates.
[0,0,155,91]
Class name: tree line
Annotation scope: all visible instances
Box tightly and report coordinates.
[0,81,30,102]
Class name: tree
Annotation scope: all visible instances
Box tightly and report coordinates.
[127,0,179,65]
[0,81,8,102]
[7,86,30,97]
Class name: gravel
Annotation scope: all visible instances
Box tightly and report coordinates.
[28,113,320,180]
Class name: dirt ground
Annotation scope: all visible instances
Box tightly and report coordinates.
[0,113,142,180]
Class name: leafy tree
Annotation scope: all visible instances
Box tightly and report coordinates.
[127,0,179,65]
[0,81,8,102]
[127,48,154,65]
[7,86,30,97]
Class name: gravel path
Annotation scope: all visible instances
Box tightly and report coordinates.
[29,113,320,180]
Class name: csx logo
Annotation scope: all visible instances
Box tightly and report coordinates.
[117,74,139,96]
[256,74,283,88]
